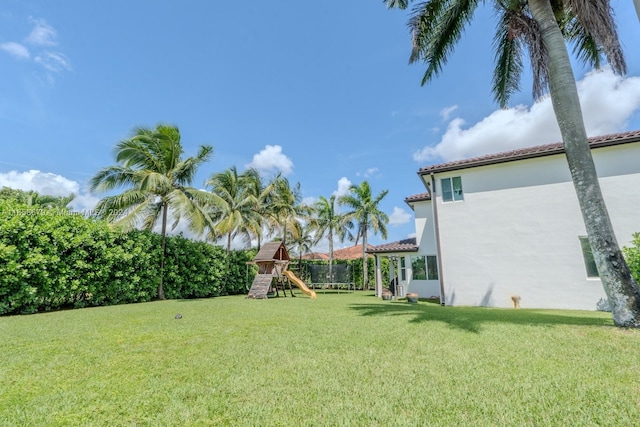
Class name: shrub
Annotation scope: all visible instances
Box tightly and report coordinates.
[623,232,640,284]
[0,198,254,315]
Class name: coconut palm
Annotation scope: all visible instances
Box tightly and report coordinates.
[288,222,315,267]
[90,124,215,300]
[241,168,272,250]
[264,174,311,246]
[385,0,640,326]
[339,181,389,290]
[309,195,355,284]
[205,166,260,254]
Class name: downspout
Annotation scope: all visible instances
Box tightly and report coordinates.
[429,173,446,306]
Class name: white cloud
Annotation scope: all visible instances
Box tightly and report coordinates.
[0,170,98,211]
[0,42,30,59]
[1,18,71,77]
[415,68,640,162]
[25,18,58,47]
[439,105,458,121]
[388,206,412,226]
[302,196,317,206]
[246,145,293,175]
[34,51,71,72]
[363,167,379,178]
[333,177,352,197]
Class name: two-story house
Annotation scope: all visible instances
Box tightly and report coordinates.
[368,130,640,310]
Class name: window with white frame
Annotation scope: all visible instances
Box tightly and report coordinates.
[400,257,406,281]
[441,176,464,202]
[411,255,439,280]
[579,236,599,278]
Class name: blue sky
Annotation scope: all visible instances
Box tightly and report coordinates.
[2,1,640,250]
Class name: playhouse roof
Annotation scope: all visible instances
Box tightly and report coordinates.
[254,241,290,262]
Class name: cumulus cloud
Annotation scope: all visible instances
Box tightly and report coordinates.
[388,207,412,226]
[0,42,30,59]
[415,68,640,162]
[246,145,294,175]
[333,177,352,197]
[0,170,99,211]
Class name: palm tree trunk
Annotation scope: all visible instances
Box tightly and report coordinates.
[227,233,232,255]
[158,203,168,300]
[362,226,368,291]
[529,0,640,327]
[634,0,640,22]
[328,231,334,285]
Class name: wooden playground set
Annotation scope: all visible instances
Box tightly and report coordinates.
[246,242,317,299]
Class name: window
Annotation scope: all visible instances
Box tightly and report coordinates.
[411,255,439,280]
[579,236,599,278]
[400,257,406,281]
[441,177,464,202]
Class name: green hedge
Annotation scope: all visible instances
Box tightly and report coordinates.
[0,199,252,315]
[623,232,640,284]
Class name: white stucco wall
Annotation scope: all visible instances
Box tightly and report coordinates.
[433,142,640,310]
[406,200,440,299]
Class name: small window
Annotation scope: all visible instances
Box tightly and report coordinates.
[442,177,464,202]
[427,255,439,280]
[579,236,599,278]
[411,255,439,280]
[400,257,406,281]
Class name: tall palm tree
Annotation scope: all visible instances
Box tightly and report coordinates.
[339,181,389,290]
[310,195,354,284]
[90,124,214,300]
[205,166,258,254]
[241,168,272,250]
[385,0,640,326]
[264,175,311,246]
[288,222,315,268]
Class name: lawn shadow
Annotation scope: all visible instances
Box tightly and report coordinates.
[349,301,613,333]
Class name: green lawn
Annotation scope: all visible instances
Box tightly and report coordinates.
[1,292,639,426]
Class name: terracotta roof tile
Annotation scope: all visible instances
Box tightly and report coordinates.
[418,130,640,174]
[367,238,418,254]
[333,244,374,260]
[300,252,330,260]
[404,192,431,203]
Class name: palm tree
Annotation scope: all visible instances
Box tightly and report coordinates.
[309,195,354,284]
[205,166,259,254]
[0,188,75,209]
[90,124,214,300]
[339,181,389,290]
[241,168,272,250]
[288,222,315,268]
[264,175,310,246]
[385,0,640,326]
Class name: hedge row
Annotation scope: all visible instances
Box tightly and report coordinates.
[623,232,640,284]
[0,199,255,315]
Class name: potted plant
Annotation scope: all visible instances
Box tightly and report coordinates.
[406,292,419,303]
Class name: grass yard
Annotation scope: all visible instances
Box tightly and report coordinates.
[1,291,639,426]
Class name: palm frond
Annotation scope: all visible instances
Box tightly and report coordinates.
[174,145,214,185]
[408,0,481,85]
[89,166,139,192]
[384,0,410,9]
[566,0,625,74]
[492,2,525,108]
